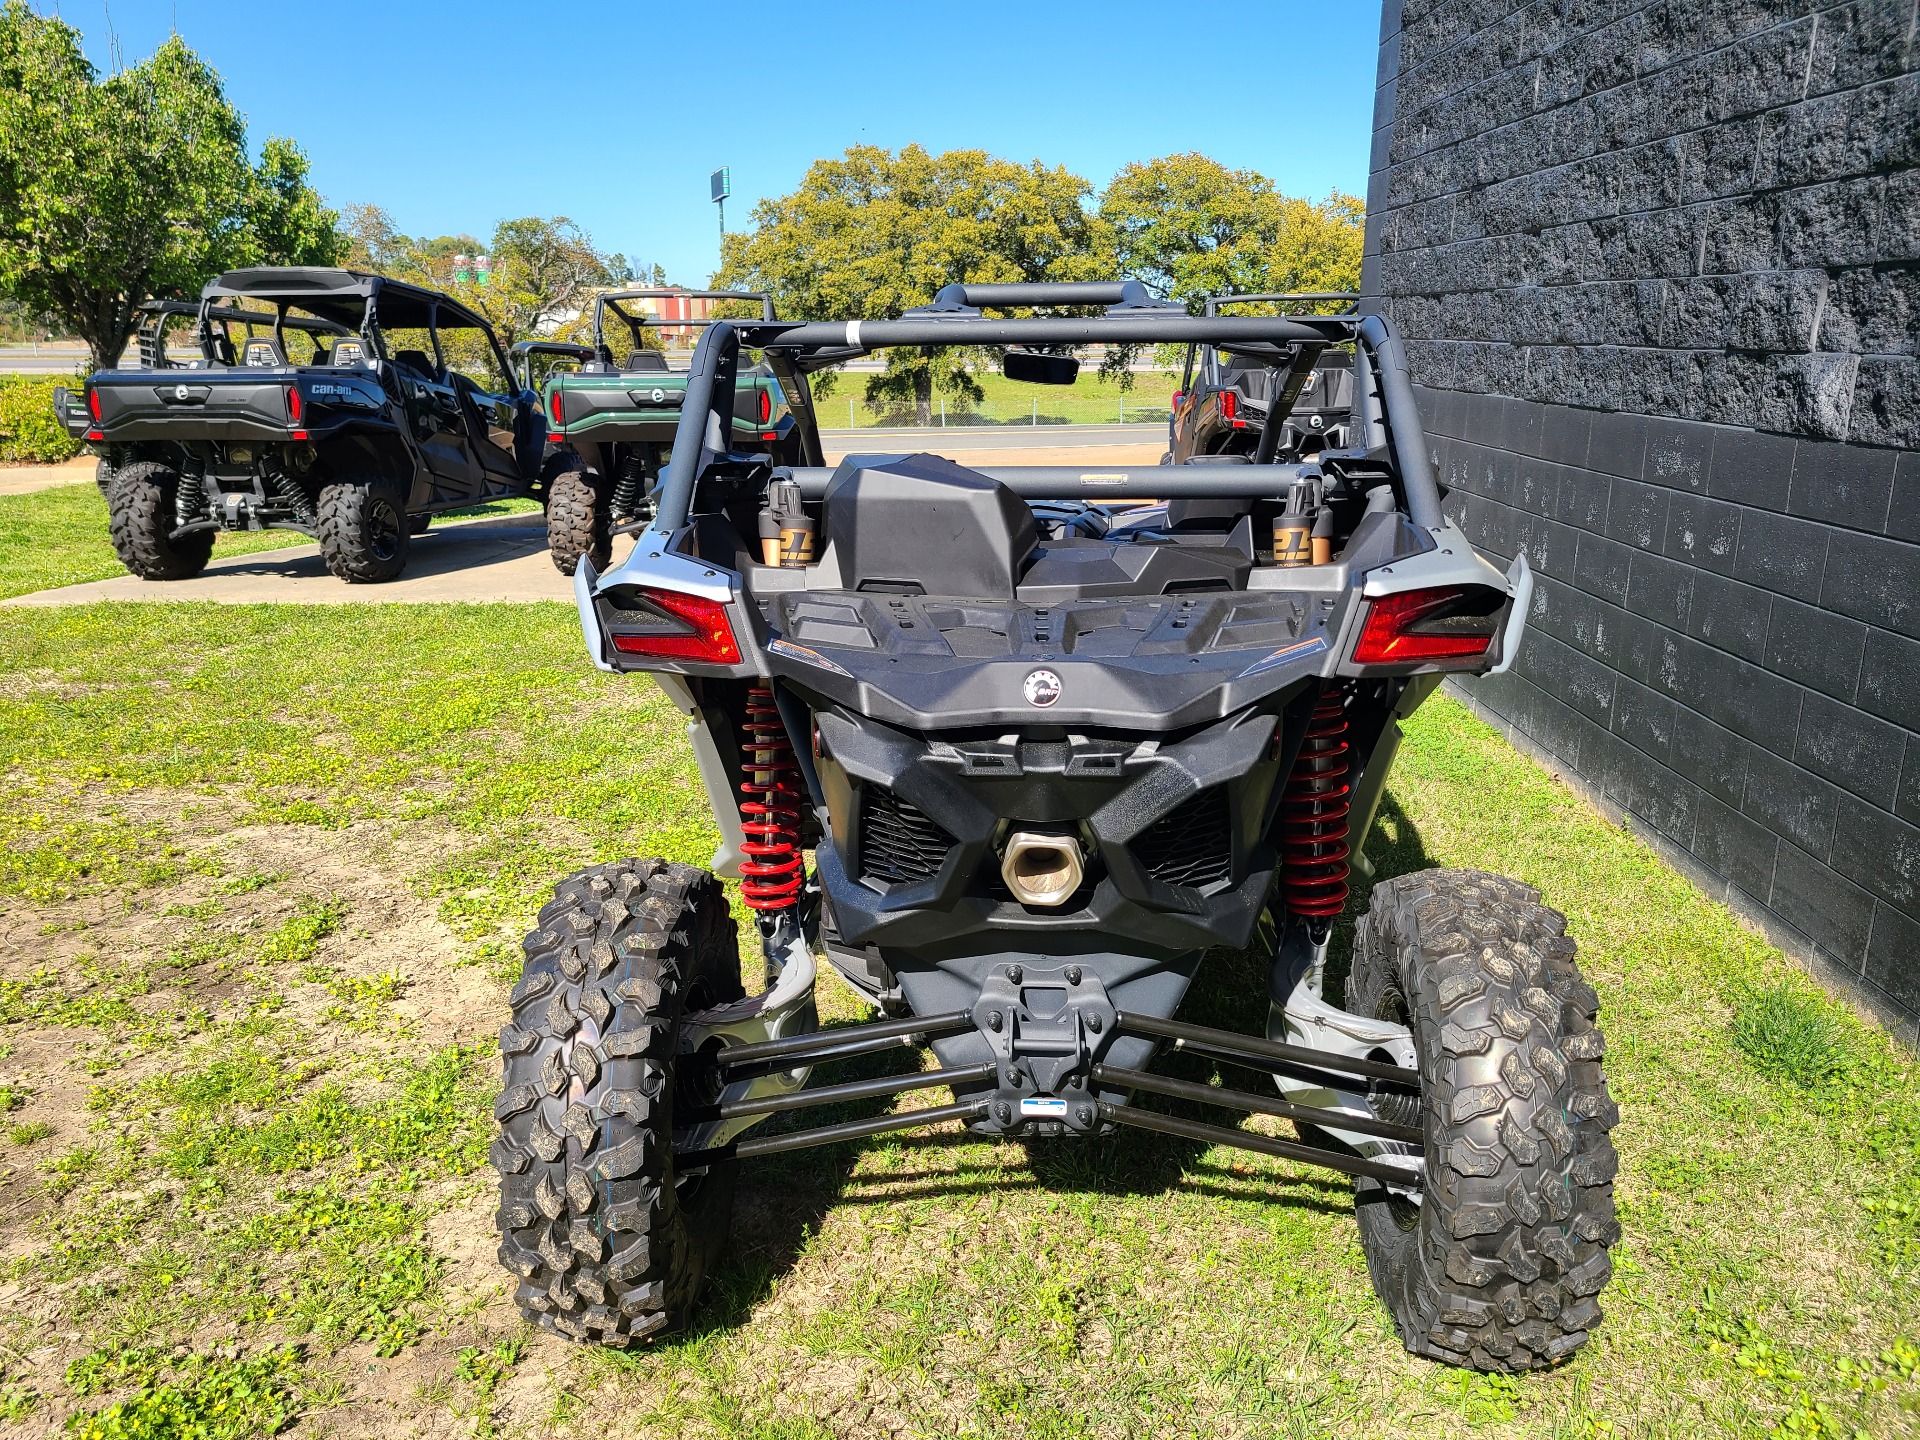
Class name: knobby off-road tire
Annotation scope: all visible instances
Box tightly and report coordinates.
[494,859,745,1345]
[106,461,214,580]
[1345,868,1620,1372]
[316,477,409,582]
[546,456,610,576]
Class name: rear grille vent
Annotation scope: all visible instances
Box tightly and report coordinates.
[857,785,955,885]
[1133,787,1232,890]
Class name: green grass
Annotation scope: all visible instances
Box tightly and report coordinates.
[0,484,545,601]
[0,602,1914,1438]
[0,482,308,599]
[824,369,1179,428]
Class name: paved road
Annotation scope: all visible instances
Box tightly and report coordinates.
[822,423,1165,451]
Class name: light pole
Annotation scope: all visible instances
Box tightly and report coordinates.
[711,167,730,244]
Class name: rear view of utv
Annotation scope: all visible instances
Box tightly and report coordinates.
[494,282,1620,1372]
[525,288,797,576]
[66,267,546,583]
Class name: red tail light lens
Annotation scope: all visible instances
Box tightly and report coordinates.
[88,388,101,422]
[286,386,302,423]
[758,388,771,424]
[1220,390,1237,421]
[550,389,564,426]
[609,588,741,664]
[1353,586,1503,664]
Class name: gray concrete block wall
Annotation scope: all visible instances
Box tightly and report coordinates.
[1363,0,1920,1040]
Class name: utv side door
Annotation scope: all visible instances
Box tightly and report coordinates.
[448,330,536,494]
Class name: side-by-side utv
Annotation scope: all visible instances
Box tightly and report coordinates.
[61,268,547,583]
[522,288,796,576]
[492,281,1619,1373]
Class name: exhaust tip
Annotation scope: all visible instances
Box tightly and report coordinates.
[1001,831,1084,907]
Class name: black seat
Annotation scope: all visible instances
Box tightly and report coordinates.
[392,349,437,379]
[240,337,287,367]
[623,350,670,373]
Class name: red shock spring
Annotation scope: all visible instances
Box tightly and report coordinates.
[738,683,804,910]
[1278,689,1352,919]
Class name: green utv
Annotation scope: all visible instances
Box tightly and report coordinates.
[520,289,797,575]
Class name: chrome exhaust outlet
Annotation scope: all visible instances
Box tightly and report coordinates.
[1001,832,1084,906]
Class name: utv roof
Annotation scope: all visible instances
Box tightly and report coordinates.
[202,267,494,334]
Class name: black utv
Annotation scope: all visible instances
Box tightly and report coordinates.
[59,268,547,583]
[493,280,1620,1374]
[1169,292,1360,466]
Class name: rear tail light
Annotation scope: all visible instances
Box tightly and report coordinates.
[286,386,302,423]
[550,389,564,426]
[88,388,101,422]
[1220,390,1237,421]
[608,588,741,664]
[1352,586,1503,664]
[758,388,771,424]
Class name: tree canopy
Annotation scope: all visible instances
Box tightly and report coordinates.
[0,2,344,369]
[1099,152,1364,307]
[718,145,1109,423]
[344,205,640,360]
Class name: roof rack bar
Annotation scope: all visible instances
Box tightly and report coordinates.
[778,463,1312,502]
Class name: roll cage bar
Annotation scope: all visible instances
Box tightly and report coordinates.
[591,287,776,364]
[645,280,1441,535]
[1202,291,1360,316]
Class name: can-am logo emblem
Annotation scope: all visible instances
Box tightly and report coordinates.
[174,384,190,400]
[650,387,666,403]
[1023,669,1062,707]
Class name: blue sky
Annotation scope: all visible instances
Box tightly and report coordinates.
[71,0,1380,284]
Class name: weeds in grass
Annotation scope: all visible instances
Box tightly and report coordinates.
[64,1346,303,1439]
[9,1120,52,1145]
[455,1333,527,1437]
[322,969,407,1030]
[219,869,285,895]
[1733,983,1854,1089]
[258,899,345,966]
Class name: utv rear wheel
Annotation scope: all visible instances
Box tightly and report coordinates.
[106,461,214,580]
[1346,868,1620,1372]
[316,477,409,582]
[493,859,745,1345]
[546,457,610,576]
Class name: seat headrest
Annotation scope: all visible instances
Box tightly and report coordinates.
[240,337,287,367]
[623,350,670,373]
[328,338,367,366]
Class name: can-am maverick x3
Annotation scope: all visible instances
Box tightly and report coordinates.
[492,282,1619,1372]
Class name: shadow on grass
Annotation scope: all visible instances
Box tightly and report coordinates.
[675,797,1437,1342]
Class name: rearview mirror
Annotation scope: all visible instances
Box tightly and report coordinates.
[1003,351,1079,385]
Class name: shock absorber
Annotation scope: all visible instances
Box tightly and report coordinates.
[610,454,646,523]
[1278,688,1352,921]
[174,465,208,530]
[738,683,804,914]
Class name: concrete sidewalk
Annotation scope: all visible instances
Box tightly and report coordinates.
[5,435,1173,606]
[0,456,95,496]
[5,513,569,606]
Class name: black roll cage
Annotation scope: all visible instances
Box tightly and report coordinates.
[645,280,1441,534]
[591,287,776,365]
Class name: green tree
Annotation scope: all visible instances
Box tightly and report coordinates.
[1099,152,1363,306]
[719,144,1108,424]
[0,3,343,370]
[345,206,632,355]
[0,2,341,372]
